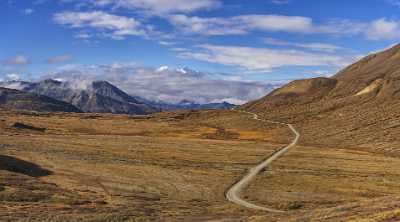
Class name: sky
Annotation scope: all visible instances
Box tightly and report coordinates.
[1,0,400,104]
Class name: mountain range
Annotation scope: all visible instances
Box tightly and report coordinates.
[0,87,82,113]
[134,98,236,111]
[0,79,236,114]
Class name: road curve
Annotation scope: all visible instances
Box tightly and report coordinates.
[225,111,300,212]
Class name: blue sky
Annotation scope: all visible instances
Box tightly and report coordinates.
[1,0,400,103]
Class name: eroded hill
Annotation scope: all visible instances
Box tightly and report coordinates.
[242,44,400,156]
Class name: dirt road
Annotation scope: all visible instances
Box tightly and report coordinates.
[226,111,300,212]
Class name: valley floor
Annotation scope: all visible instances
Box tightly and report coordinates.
[0,110,400,221]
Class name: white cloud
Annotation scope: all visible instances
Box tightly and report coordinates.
[236,14,315,33]
[54,11,147,39]
[23,8,35,15]
[211,98,247,105]
[168,15,400,40]
[0,78,29,90]
[270,0,291,4]
[47,54,72,64]
[167,14,317,36]
[264,38,343,52]
[179,44,357,72]
[6,74,21,81]
[308,70,333,77]
[43,63,281,104]
[296,43,343,52]
[64,0,220,15]
[74,32,92,39]
[167,14,247,35]
[170,47,187,52]
[117,0,220,15]
[53,4,400,42]
[167,14,367,36]
[366,18,400,40]
[158,41,175,46]
[4,55,29,65]
[156,65,169,72]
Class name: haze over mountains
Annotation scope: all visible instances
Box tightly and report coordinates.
[42,65,282,105]
[0,78,238,114]
[0,65,284,114]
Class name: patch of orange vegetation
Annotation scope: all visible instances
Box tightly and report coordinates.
[236,130,273,141]
[163,126,218,139]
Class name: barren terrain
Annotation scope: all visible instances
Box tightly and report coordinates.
[1,109,400,221]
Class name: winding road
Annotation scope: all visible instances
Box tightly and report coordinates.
[225,111,300,212]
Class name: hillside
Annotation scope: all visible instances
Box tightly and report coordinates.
[242,43,400,156]
[0,87,81,113]
[331,44,400,99]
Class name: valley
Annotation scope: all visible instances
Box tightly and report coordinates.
[4,1,400,221]
[1,108,400,221]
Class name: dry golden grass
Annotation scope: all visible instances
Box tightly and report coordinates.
[0,110,286,221]
[245,145,400,221]
[247,145,400,207]
[1,109,400,221]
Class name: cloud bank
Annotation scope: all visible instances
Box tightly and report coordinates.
[54,11,148,39]
[43,63,283,105]
[55,1,400,41]
[179,44,359,72]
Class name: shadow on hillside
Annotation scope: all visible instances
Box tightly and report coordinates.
[0,155,52,177]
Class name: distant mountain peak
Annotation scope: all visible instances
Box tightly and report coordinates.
[154,66,200,75]
[42,79,62,85]
[179,99,195,105]
[91,80,115,89]
[177,67,202,75]
[156,66,169,72]
[177,67,188,74]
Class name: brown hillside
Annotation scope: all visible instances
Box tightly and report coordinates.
[242,43,400,156]
[331,44,400,99]
[243,77,337,111]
